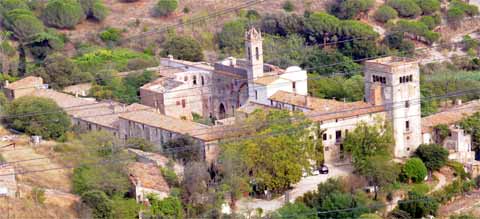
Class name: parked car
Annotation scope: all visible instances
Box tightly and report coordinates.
[319,164,329,174]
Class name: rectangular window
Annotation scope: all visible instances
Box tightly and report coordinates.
[255,47,259,60]
[292,82,296,89]
[255,90,258,100]
[322,133,327,141]
[406,121,410,130]
[181,99,186,108]
[248,47,251,60]
[335,130,342,142]
[409,75,413,82]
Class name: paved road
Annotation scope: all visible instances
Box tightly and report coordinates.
[237,165,353,214]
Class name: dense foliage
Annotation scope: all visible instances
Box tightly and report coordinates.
[42,0,85,29]
[447,0,479,25]
[328,0,374,19]
[6,96,71,139]
[161,35,204,61]
[81,190,114,218]
[3,9,45,41]
[401,158,428,183]
[99,27,122,43]
[308,74,364,101]
[220,109,323,194]
[90,70,154,103]
[374,5,398,23]
[398,191,439,218]
[218,19,246,55]
[74,48,157,72]
[155,0,178,17]
[302,49,360,76]
[35,53,93,89]
[415,144,449,171]
[296,178,377,219]
[387,0,421,18]
[148,196,184,218]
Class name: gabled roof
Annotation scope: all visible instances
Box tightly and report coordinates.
[5,76,43,90]
[128,162,169,193]
[422,100,480,133]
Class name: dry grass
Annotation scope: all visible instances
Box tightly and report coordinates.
[0,196,79,219]
[0,136,72,192]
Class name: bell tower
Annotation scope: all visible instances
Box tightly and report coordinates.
[245,27,264,80]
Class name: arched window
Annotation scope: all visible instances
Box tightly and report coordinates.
[193,75,197,85]
[201,76,205,86]
[255,47,259,60]
[248,47,251,60]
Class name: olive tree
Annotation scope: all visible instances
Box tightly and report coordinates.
[154,0,178,17]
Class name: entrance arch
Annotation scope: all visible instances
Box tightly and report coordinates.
[219,103,226,119]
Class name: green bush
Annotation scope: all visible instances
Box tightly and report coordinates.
[126,137,154,151]
[387,0,421,18]
[6,96,71,139]
[283,1,295,12]
[0,0,29,16]
[81,190,113,218]
[99,27,122,42]
[160,35,204,61]
[402,158,428,183]
[374,5,398,23]
[147,196,183,218]
[218,19,246,55]
[4,9,45,40]
[432,179,474,203]
[31,187,46,204]
[154,0,178,17]
[415,144,449,171]
[399,191,438,218]
[42,0,84,29]
[420,15,441,30]
[35,53,93,89]
[74,48,156,72]
[416,0,440,15]
[80,0,108,21]
[328,0,375,19]
[160,166,179,187]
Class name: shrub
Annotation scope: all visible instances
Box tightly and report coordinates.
[148,196,183,218]
[80,0,108,21]
[99,27,122,42]
[81,190,113,218]
[283,1,295,12]
[126,137,154,151]
[416,0,440,15]
[0,0,29,16]
[35,53,93,89]
[74,48,156,72]
[420,15,440,30]
[328,0,375,19]
[3,9,45,40]
[374,5,398,23]
[402,158,427,183]
[415,144,449,171]
[160,166,179,187]
[6,96,71,139]
[218,19,246,55]
[154,0,178,17]
[42,0,84,29]
[31,187,46,204]
[399,191,439,218]
[387,0,421,18]
[160,35,204,61]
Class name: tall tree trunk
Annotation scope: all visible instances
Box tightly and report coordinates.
[18,44,26,77]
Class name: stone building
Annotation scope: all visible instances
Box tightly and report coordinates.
[3,76,44,100]
[140,27,307,120]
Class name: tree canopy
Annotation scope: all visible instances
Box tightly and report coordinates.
[328,0,374,19]
[3,9,45,41]
[6,96,71,139]
[161,35,204,62]
[218,19,246,55]
[374,5,398,23]
[220,109,323,194]
[402,158,428,183]
[387,0,422,18]
[35,53,93,89]
[155,0,178,17]
[415,144,449,171]
[42,0,85,29]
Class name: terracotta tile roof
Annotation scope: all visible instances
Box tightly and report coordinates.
[32,89,95,108]
[128,148,184,177]
[127,162,169,193]
[422,100,480,133]
[254,74,280,85]
[270,91,386,121]
[78,103,153,129]
[119,110,228,142]
[5,76,43,89]
[141,77,183,92]
[237,101,276,114]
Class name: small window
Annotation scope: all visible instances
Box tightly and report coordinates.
[292,82,296,90]
[405,100,410,108]
[255,90,258,100]
[270,100,273,106]
[409,75,413,82]
[201,76,205,86]
[184,76,188,81]
[181,99,186,108]
[322,133,327,141]
[255,47,259,60]
[405,121,410,130]
[176,101,180,105]
[193,76,197,85]
[248,47,251,60]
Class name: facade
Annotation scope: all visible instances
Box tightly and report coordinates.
[128,162,170,203]
[364,57,422,158]
[3,76,44,100]
[140,27,308,120]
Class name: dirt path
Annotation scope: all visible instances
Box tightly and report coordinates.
[430,171,447,194]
